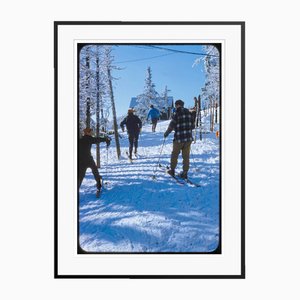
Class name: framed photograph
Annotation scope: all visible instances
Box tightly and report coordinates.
[54,21,245,278]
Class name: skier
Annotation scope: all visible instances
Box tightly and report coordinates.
[146,104,160,132]
[163,99,194,179]
[78,128,111,192]
[120,108,142,159]
[189,106,197,128]
[170,106,176,118]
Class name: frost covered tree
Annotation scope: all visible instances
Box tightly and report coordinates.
[79,46,95,132]
[79,45,121,163]
[193,45,220,105]
[202,45,220,113]
[79,45,115,132]
[93,46,107,167]
[87,46,112,133]
[79,45,105,165]
[161,85,170,112]
[161,85,171,118]
[102,46,121,159]
[194,45,220,131]
[135,67,160,120]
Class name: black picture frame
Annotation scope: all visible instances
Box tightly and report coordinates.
[54,21,245,279]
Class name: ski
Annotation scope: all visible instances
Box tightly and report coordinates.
[183,178,201,187]
[158,164,185,185]
[169,174,186,185]
[165,171,185,185]
[158,164,201,187]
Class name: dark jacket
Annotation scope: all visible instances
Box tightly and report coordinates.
[165,107,194,143]
[79,135,107,162]
[190,109,196,129]
[120,114,142,136]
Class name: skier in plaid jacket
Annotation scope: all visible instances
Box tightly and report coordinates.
[164,99,194,178]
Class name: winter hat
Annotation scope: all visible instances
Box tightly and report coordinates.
[83,128,93,135]
[150,104,154,108]
[128,108,135,114]
[175,99,184,107]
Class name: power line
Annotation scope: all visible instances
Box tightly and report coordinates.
[139,45,219,57]
[115,52,175,64]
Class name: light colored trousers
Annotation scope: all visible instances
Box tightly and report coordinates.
[170,140,192,172]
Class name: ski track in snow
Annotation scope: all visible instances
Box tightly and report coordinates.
[79,118,220,253]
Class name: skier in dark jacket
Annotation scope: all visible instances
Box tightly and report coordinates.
[146,105,160,132]
[164,99,194,179]
[120,108,142,159]
[78,128,111,191]
[190,107,197,129]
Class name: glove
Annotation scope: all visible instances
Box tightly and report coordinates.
[164,132,168,138]
[106,137,111,147]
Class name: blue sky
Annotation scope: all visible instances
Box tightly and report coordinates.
[110,45,206,117]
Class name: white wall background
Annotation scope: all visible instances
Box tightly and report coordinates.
[0,0,299,299]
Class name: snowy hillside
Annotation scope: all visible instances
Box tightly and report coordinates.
[79,115,220,253]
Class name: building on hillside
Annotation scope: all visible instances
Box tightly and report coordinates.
[129,96,174,120]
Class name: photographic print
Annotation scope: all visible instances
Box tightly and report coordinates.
[78,43,221,254]
[55,22,245,278]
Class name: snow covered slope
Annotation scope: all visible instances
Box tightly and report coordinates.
[79,116,220,253]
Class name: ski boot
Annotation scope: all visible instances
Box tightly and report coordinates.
[167,169,175,177]
[179,171,188,179]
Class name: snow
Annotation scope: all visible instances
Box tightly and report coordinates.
[79,114,220,253]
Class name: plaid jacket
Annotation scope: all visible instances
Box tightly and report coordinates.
[165,107,194,143]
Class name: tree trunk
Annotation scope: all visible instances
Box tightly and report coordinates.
[198,95,202,141]
[107,67,121,159]
[212,100,215,131]
[215,101,218,124]
[96,53,101,168]
[210,98,214,132]
[85,47,91,128]
[86,98,91,128]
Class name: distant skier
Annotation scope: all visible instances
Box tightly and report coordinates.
[120,108,142,159]
[170,106,176,118]
[189,106,197,129]
[78,128,111,192]
[147,104,160,132]
[163,99,194,179]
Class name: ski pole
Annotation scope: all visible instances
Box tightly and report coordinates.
[152,137,166,179]
[190,146,199,172]
[105,145,108,182]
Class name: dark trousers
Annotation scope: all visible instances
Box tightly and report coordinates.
[151,118,158,132]
[128,132,139,157]
[78,156,101,189]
